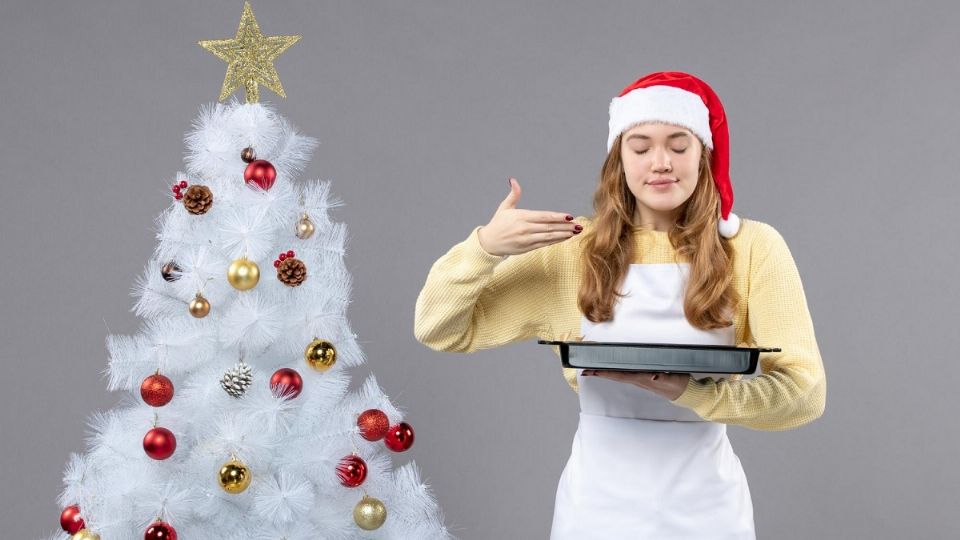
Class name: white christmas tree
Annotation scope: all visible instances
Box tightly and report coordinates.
[45,98,451,540]
[44,6,451,538]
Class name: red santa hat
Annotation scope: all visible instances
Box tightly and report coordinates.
[607,71,740,238]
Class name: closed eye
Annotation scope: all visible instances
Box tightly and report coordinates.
[634,148,687,155]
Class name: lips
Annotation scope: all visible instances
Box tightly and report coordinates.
[646,178,677,185]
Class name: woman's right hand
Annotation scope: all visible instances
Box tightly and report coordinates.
[476,177,582,257]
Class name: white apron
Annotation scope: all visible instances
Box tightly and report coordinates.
[550,264,756,539]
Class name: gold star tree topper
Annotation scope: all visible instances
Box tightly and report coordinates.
[198,2,301,103]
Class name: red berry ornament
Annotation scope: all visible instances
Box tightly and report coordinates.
[336,454,368,487]
[60,504,85,534]
[145,521,178,540]
[357,409,390,441]
[172,180,187,201]
[270,368,303,399]
[243,159,277,191]
[140,373,174,407]
[143,427,177,460]
[384,422,415,452]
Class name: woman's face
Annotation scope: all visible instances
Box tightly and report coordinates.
[620,122,702,228]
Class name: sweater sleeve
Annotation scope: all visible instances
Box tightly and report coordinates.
[414,226,555,353]
[670,224,827,431]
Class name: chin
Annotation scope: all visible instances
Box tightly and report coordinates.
[642,201,684,212]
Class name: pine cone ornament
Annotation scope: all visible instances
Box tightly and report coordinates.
[220,360,253,398]
[274,251,307,287]
[183,184,213,215]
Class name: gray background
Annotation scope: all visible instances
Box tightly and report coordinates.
[2,1,957,538]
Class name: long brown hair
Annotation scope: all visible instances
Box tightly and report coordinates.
[577,133,739,330]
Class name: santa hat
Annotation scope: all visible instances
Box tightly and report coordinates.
[607,71,740,238]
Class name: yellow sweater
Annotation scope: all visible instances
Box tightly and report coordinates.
[414,216,826,431]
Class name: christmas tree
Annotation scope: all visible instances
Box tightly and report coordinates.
[44,4,450,539]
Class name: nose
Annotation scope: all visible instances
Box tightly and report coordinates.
[652,148,672,172]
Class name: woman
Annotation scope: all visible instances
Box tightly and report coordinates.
[414,71,826,539]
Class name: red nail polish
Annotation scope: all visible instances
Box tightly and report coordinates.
[574,225,583,231]
[565,215,574,221]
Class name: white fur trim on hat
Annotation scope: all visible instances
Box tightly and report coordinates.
[607,85,713,153]
[718,212,740,238]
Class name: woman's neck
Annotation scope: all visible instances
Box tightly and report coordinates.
[632,206,682,232]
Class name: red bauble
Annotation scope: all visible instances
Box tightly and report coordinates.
[336,454,368,487]
[60,504,85,534]
[269,368,303,399]
[357,409,390,441]
[141,373,174,407]
[143,427,177,460]
[384,422,415,452]
[243,159,277,191]
[145,521,178,540]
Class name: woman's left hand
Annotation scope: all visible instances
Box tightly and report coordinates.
[582,370,691,401]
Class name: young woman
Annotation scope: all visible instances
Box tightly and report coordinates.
[414,71,826,539]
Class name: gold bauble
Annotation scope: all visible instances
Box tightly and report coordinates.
[227,257,260,291]
[295,214,315,239]
[72,530,101,540]
[353,495,387,530]
[189,293,211,318]
[218,457,252,494]
[304,338,337,372]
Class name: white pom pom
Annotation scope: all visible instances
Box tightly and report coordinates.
[718,211,740,238]
[220,292,284,351]
[253,471,315,525]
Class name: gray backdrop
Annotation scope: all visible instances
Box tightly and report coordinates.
[2,1,957,538]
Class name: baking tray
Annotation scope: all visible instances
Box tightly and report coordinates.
[538,340,780,374]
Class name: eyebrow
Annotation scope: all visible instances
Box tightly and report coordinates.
[626,132,690,141]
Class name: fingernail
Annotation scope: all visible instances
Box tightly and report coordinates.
[565,215,574,221]
[574,225,583,231]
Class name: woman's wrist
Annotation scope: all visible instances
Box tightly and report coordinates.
[477,226,489,253]
[476,226,506,258]
[664,374,691,401]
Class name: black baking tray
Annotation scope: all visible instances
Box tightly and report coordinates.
[538,340,780,374]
